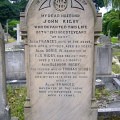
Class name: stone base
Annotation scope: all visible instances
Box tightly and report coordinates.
[0,106,10,120]
[24,98,31,120]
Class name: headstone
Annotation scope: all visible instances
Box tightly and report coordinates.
[96,34,112,76]
[0,23,10,120]
[22,0,102,120]
[98,35,111,45]
[96,45,112,76]
[5,49,25,80]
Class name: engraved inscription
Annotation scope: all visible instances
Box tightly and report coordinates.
[28,11,93,97]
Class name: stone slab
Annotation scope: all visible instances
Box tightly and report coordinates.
[24,0,98,120]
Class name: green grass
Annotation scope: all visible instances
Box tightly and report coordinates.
[112,48,120,59]
[5,37,16,44]
[8,38,16,43]
[113,51,120,57]
[111,37,118,43]
[95,88,110,100]
[7,86,27,120]
[112,64,120,74]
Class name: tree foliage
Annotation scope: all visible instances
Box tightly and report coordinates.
[0,0,27,38]
[0,0,18,26]
[0,0,27,27]
[103,10,120,37]
[8,19,19,38]
[93,0,104,8]
[103,0,120,10]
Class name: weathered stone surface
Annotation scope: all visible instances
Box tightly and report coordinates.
[95,13,102,33]
[24,0,98,120]
[96,45,112,75]
[0,23,10,120]
[98,35,111,45]
[5,49,25,80]
[112,78,120,90]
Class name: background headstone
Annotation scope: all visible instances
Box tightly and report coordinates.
[5,49,25,80]
[96,44,112,76]
[98,35,111,45]
[0,23,10,120]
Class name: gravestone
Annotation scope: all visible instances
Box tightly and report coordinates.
[98,35,111,45]
[21,0,102,120]
[96,46,112,76]
[96,36,112,76]
[0,23,10,120]
[5,49,25,80]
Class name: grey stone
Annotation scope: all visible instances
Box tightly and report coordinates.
[98,108,120,120]
[22,0,101,120]
[96,76,117,91]
[112,78,120,90]
[95,79,105,89]
[99,107,120,112]
[0,23,10,120]
[5,49,25,80]
[98,35,111,45]
[98,108,120,115]
[96,45,112,75]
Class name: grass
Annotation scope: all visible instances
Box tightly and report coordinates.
[5,37,16,44]
[7,86,27,120]
[112,64,120,74]
[111,37,119,43]
[95,88,110,100]
[114,90,120,96]
[113,48,120,58]
[8,38,16,43]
